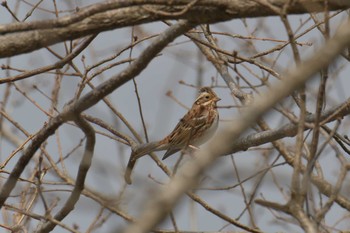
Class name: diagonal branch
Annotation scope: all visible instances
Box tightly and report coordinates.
[122,18,350,233]
[0,34,98,84]
[0,20,195,209]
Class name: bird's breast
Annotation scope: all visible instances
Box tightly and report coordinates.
[192,113,219,146]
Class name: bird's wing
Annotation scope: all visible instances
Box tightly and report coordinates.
[162,105,208,160]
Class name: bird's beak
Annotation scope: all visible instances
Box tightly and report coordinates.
[214,97,221,102]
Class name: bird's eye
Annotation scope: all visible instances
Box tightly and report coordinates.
[205,95,210,99]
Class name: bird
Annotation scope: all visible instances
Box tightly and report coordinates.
[124,86,220,184]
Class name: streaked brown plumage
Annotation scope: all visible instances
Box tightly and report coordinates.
[125,87,220,184]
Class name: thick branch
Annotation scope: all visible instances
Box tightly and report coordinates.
[0,0,349,58]
[122,19,350,233]
[225,99,350,155]
[0,20,194,209]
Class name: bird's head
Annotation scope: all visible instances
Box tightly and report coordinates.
[195,87,221,106]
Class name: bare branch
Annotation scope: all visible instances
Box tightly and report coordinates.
[36,115,95,232]
[0,0,349,58]
[122,16,350,233]
[0,20,194,209]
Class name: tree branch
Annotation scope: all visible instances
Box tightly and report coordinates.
[225,98,350,155]
[36,115,96,233]
[122,18,350,233]
[0,20,194,209]
[0,0,349,58]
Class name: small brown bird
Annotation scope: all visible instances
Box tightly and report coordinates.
[125,87,220,184]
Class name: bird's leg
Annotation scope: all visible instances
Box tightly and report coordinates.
[189,145,200,150]
[181,145,200,158]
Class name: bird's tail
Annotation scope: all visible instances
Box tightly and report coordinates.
[124,141,163,184]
